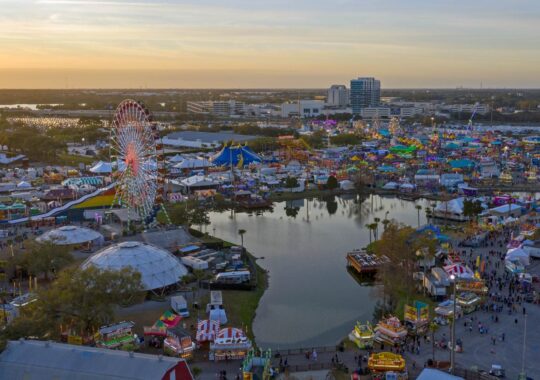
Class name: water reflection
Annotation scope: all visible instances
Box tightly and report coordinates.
[208,194,430,349]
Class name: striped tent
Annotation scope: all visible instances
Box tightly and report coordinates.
[443,264,474,279]
[196,319,220,342]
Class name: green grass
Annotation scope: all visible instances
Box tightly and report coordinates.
[56,153,95,166]
[221,258,268,343]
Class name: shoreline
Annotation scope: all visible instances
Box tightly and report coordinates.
[196,231,269,344]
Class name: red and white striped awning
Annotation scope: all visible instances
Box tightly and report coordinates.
[196,319,220,342]
[214,327,248,345]
[443,264,474,278]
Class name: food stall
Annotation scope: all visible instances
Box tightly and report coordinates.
[348,321,374,349]
[164,328,196,359]
[374,316,408,345]
[368,352,408,380]
[403,301,429,335]
[210,327,252,361]
[434,300,462,323]
[456,278,488,295]
[456,292,482,314]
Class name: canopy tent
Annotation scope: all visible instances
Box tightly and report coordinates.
[62,176,104,187]
[443,264,474,279]
[506,248,530,266]
[389,145,417,154]
[435,198,465,215]
[89,161,112,174]
[377,165,397,173]
[211,145,262,167]
[174,158,214,170]
[449,159,475,170]
[168,154,185,163]
[382,181,398,190]
[16,181,31,189]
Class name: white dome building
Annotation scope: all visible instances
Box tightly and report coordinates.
[37,225,104,246]
[82,241,188,292]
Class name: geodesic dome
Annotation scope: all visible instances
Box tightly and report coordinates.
[37,225,104,246]
[82,241,188,291]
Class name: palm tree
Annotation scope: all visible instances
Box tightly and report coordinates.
[382,219,390,231]
[366,223,378,243]
[238,229,246,249]
[365,224,373,244]
[415,205,422,227]
[373,217,381,240]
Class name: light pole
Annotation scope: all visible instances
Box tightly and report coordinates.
[519,313,527,379]
[449,274,457,374]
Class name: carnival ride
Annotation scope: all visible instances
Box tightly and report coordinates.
[277,135,312,163]
[109,100,168,225]
[348,321,374,349]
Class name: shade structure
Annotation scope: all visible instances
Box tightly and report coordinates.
[37,225,104,246]
[82,241,188,291]
[89,161,113,174]
[211,145,261,167]
[174,158,214,169]
[443,264,474,279]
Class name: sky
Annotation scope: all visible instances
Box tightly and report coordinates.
[0,0,539,88]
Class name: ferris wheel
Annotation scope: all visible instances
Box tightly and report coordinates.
[110,99,166,224]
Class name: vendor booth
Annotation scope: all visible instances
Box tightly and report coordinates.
[95,321,136,349]
[210,327,252,361]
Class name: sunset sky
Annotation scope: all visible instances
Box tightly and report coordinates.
[1,0,539,88]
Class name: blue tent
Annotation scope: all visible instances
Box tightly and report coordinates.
[211,145,262,167]
[449,159,475,169]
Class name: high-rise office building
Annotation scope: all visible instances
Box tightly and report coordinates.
[350,77,381,114]
[326,85,349,107]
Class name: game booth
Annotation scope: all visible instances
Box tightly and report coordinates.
[403,301,429,336]
[348,321,374,349]
[196,319,220,347]
[209,327,252,361]
[368,352,408,380]
[143,310,193,357]
[95,321,136,350]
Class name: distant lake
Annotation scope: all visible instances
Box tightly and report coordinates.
[208,194,430,349]
[0,104,60,110]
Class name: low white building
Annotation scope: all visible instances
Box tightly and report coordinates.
[281,100,324,118]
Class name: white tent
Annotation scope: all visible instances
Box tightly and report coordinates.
[174,158,213,169]
[339,180,355,191]
[16,181,31,189]
[89,161,112,174]
[168,154,185,163]
[82,241,188,291]
[435,198,464,214]
[382,181,398,190]
[37,225,104,246]
[506,247,530,266]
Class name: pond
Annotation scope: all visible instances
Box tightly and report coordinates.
[208,194,431,349]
